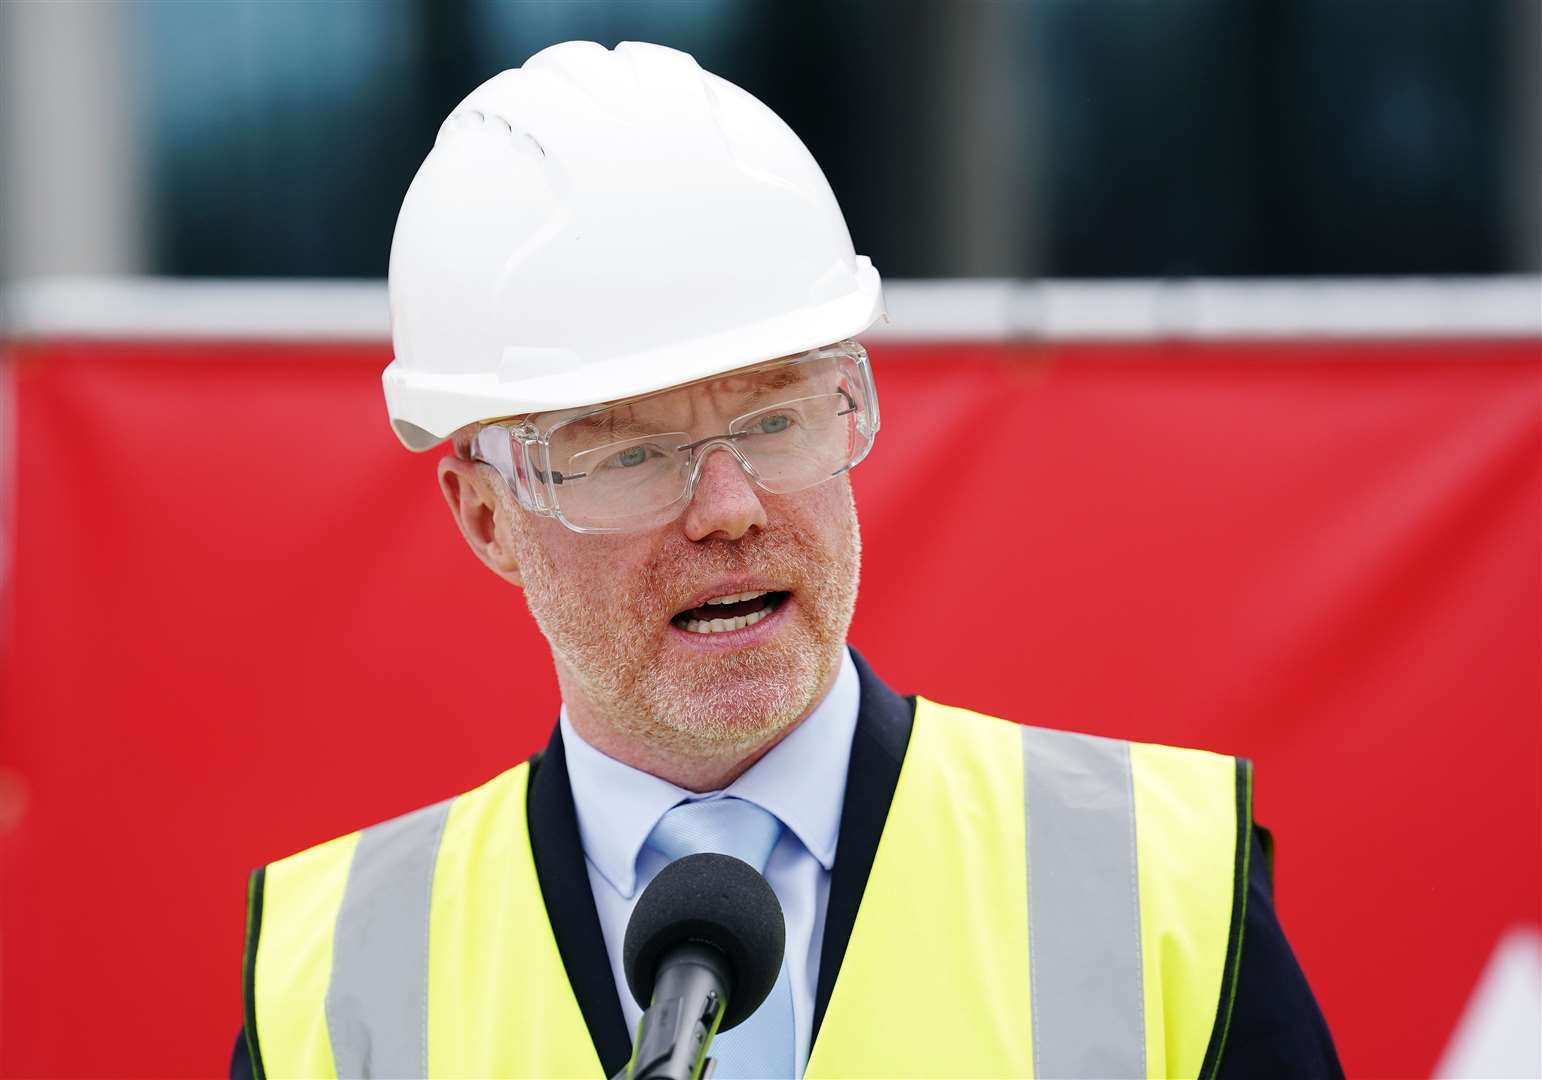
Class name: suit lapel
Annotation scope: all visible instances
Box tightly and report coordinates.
[811,650,915,1046]
[524,650,914,1073]
[525,727,635,1076]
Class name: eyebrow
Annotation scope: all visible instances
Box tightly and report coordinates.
[728,365,812,394]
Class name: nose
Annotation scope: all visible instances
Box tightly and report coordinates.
[680,443,767,542]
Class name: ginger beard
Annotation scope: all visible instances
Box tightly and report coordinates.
[506,483,861,760]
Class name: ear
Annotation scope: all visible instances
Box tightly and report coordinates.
[437,455,525,587]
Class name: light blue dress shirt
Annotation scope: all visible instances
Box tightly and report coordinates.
[559,647,861,1077]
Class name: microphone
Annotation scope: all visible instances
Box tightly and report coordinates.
[617,853,786,1080]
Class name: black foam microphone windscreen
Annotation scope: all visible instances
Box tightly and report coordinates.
[622,852,786,1032]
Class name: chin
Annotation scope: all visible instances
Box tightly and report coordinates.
[642,640,835,752]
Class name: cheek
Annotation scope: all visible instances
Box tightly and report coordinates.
[773,478,856,547]
[529,518,659,597]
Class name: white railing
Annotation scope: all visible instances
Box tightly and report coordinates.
[2,276,1538,342]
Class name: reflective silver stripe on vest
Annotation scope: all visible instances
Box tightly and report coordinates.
[1022,726,1146,1079]
[325,797,455,1079]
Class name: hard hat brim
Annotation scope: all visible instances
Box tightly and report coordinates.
[383,264,885,452]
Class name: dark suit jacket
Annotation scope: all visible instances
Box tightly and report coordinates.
[234,653,1341,1078]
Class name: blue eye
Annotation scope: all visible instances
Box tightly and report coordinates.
[754,413,793,434]
[613,445,659,468]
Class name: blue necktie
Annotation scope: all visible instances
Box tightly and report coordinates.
[645,797,797,1079]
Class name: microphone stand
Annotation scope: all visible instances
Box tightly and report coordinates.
[614,943,731,1080]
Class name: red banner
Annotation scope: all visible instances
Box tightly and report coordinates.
[2,338,1537,1077]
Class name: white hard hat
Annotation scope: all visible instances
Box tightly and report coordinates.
[383,40,886,452]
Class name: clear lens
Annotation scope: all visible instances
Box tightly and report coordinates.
[473,343,878,532]
[729,391,860,492]
[560,432,692,529]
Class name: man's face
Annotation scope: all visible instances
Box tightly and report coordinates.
[492,376,862,762]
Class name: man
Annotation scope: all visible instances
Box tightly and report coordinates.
[234,42,1339,1078]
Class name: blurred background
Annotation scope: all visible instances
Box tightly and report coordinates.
[1,1,1538,1078]
[2,0,1539,281]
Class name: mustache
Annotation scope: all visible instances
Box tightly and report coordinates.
[638,530,818,613]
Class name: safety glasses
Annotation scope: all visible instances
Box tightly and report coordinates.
[468,341,880,533]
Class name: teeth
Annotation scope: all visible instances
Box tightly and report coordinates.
[682,605,774,635]
[704,590,769,606]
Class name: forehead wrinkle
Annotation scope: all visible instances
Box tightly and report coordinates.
[567,410,656,440]
[559,399,694,454]
[699,366,827,419]
[712,364,811,397]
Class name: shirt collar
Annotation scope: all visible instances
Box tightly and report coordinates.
[561,647,861,898]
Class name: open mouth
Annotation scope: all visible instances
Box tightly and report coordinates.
[670,590,790,635]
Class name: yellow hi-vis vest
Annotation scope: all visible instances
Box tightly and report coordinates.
[243,699,1251,1079]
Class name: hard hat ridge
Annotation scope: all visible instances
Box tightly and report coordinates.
[383,41,885,452]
